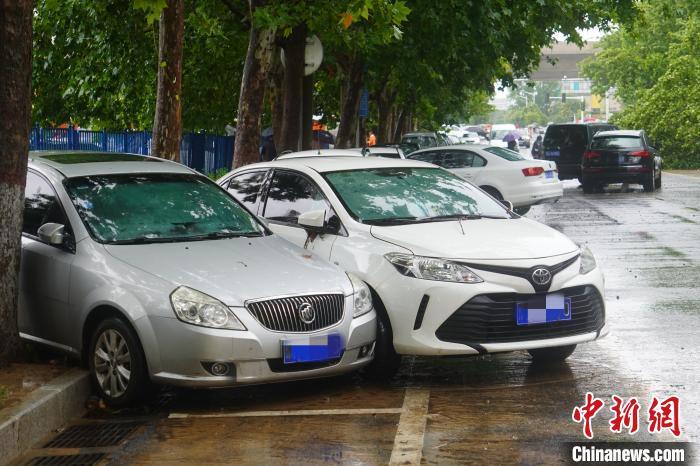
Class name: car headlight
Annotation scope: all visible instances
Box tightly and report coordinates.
[347,273,373,318]
[170,286,246,330]
[384,253,483,283]
[579,245,597,274]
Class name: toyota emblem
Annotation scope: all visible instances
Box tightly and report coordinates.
[531,268,552,286]
[298,302,316,324]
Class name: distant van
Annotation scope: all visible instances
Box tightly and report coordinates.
[543,123,617,180]
[490,124,517,148]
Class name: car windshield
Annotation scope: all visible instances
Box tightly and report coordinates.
[491,129,512,139]
[590,136,643,150]
[484,147,526,161]
[64,173,264,244]
[323,167,511,225]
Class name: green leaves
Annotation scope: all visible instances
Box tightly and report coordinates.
[583,0,700,168]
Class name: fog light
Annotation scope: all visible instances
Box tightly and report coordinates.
[211,362,229,376]
[358,343,375,359]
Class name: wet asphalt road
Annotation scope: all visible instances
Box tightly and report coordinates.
[15,172,700,465]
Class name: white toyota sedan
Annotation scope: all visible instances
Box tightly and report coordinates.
[408,145,562,215]
[219,157,607,377]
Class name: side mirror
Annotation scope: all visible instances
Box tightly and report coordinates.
[500,200,514,211]
[298,209,326,232]
[37,223,65,245]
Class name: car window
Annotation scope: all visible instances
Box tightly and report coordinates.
[64,173,264,244]
[226,170,267,211]
[544,126,587,148]
[408,151,438,164]
[440,151,473,169]
[264,171,331,224]
[590,136,643,150]
[483,146,525,161]
[471,154,487,167]
[23,171,68,237]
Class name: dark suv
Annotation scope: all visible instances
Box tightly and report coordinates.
[543,123,617,180]
[581,130,662,193]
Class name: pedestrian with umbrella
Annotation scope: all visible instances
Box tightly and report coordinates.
[502,131,520,152]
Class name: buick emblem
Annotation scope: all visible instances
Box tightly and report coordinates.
[298,302,316,324]
[531,267,552,286]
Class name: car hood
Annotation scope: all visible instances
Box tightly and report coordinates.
[370,218,578,260]
[104,235,350,306]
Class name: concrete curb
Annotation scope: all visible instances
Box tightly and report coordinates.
[0,368,90,466]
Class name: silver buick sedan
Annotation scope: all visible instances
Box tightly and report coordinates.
[19,152,376,407]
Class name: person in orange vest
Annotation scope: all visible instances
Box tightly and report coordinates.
[367,129,377,147]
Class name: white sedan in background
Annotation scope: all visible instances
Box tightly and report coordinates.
[407,145,562,215]
[218,157,606,379]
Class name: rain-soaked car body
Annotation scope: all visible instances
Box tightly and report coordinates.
[18,152,376,406]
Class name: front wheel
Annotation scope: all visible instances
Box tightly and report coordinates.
[363,315,401,381]
[528,344,577,362]
[89,317,150,408]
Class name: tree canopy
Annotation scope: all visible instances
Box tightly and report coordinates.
[581,0,700,168]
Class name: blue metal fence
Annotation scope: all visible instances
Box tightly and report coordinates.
[29,127,235,174]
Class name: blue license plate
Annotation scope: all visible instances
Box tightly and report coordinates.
[545,150,560,157]
[516,293,572,325]
[282,334,344,364]
[545,170,554,179]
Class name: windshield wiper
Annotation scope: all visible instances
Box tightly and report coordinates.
[107,236,182,245]
[417,213,509,222]
[363,216,421,225]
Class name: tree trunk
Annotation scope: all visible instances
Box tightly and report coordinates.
[233,0,275,168]
[151,0,184,162]
[392,107,406,143]
[377,88,396,144]
[335,56,364,149]
[278,24,306,152]
[268,43,284,151]
[301,75,313,150]
[0,0,32,366]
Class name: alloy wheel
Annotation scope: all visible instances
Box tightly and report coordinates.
[93,329,131,398]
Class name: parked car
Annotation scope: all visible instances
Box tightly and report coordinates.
[401,132,444,149]
[581,130,662,193]
[19,151,376,406]
[489,123,517,148]
[220,156,606,377]
[461,131,481,144]
[517,129,531,148]
[543,122,617,181]
[407,145,561,215]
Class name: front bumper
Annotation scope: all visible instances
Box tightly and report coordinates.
[144,307,376,388]
[375,254,606,356]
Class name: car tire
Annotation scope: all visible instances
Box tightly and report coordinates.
[582,182,595,194]
[656,172,662,188]
[89,317,150,408]
[643,174,655,192]
[363,315,401,381]
[514,205,531,215]
[528,344,577,362]
[479,186,503,201]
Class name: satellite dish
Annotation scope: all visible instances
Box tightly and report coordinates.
[281,35,324,76]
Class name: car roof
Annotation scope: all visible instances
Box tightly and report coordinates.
[547,122,614,127]
[275,149,362,159]
[402,132,436,137]
[410,144,484,154]
[28,151,194,178]
[233,155,435,174]
[592,130,642,137]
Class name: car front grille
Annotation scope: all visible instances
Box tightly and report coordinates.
[246,293,345,332]
[435,285,604,345]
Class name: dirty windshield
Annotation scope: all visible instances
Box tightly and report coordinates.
[323,167,510,225]
[64,173,264,244]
